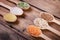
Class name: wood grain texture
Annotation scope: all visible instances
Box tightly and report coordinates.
[0,24,25,40]
[23,0,60,18]
[0,0,60,40]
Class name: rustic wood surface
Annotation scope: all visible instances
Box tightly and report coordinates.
[0,22,28,40]
[24,0,60,18]
[0,0,60,40]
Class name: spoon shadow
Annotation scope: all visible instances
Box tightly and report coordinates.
[0,32,11,40]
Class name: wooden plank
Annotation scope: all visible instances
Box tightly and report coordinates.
[23,0,60,18]
[0,24,27,40]
[0,24,19,40]
[0,0,60,40]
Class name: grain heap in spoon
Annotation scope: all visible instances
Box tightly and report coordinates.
[26,25,52,40]
[0,2,23,16]
[0,10,17,22]
[40,12,60,25]
[9,0,30,10]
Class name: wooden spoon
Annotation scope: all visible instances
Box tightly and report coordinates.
[34,18,60,36]
[9,0,30,10]
[40,12,60,25]
[0,10,17,22]
[26,25,52,40]
[0,2,23,16]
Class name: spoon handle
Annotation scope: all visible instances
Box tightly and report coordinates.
[0,2,11,9]
[53,20,60,25]
[10,0,18,4]
[47,26,60,36]
[40,34,52,40]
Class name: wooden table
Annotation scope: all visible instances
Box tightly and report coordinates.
[0,0,60,40]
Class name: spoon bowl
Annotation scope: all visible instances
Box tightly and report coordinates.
[34,18,48,29]
[9,0,30,10]
[26,25,51,40]
[0,10,17,22]
[0,2,23,16]
[40,12,60,25]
